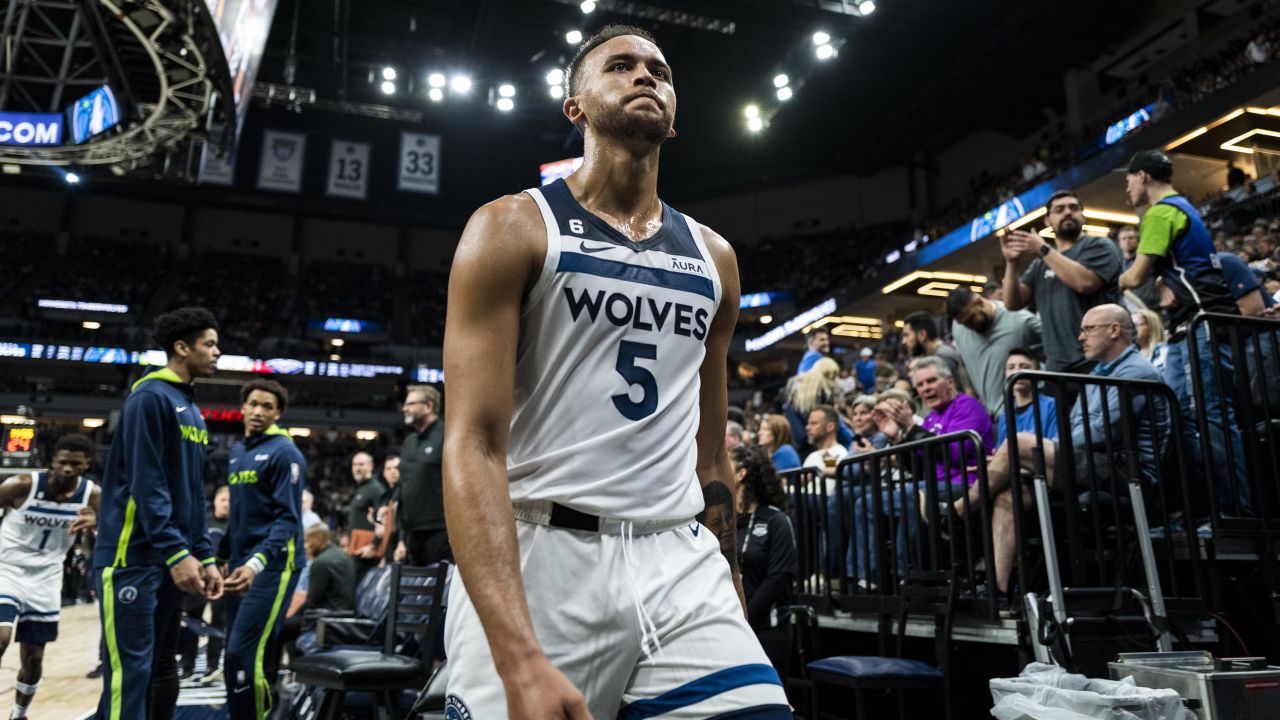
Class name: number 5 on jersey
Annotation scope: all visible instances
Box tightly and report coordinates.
[613,341,658,420]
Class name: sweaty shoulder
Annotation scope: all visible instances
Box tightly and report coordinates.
[695,223,739,286]
[453,193,548,297]
[0,474,33,507]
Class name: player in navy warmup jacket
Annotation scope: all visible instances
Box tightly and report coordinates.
[221,379,307,720]
[93,307,224,720]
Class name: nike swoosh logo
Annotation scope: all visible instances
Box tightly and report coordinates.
[175,406,187,413]
[579,241,617,254]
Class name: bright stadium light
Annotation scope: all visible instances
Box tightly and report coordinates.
[760,315,773,324]
[450,74,472,93]
[550,85,565,99]
[859,1,876,15]
[546,67,565,86]
[427,72,446,88]
[812,31,830,45]
[747,116,764,133]
[498,83,516,98]
[82,321,100,330]
[773,73,789,88]
[428,87,444,102]
[65,172,80,184]
[744,104,760,119]
[777,86,793,101]
[381,66,397,81]
[566,29,583,44]
[581,0,596,13]
[380,80,396,95]
[816,43,836,60]
[496,97,515,112]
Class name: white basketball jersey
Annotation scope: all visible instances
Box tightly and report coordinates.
[0,472,93,569]
[509,179,722,520]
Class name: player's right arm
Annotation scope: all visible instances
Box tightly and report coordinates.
[0,475,32,509]
[443,195,590,720]
[121,391,204,594]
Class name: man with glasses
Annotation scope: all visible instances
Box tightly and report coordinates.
[950,304,1167,599]
[395,384,450,565]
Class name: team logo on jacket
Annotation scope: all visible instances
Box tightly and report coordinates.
[291,463,301,485]
[118,585,138,604]
[444,695,472,719]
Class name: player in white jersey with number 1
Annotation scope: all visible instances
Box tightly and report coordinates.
[0,433,100,719]
[443,24,792,720]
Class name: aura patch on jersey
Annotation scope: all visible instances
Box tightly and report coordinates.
[562,286,709,340]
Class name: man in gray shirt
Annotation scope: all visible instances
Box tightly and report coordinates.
[946,287,1042,416]
[1001,190,1123,373]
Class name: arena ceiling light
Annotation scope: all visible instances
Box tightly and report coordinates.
[82,321,100,330]
[744,104,760,119]
[550,85,565,99]
[82,418,106,429]
[816,43,836,60]
[760,315,773,324]
[498,84,516,98]
[428,88,444,102]
[881,270,988,295]
[287,427,312,437]
[566,29,584,44]
[330,338,345,347]
[547,68,565,86]
[380,80,396,95]
[427,72,447,89]
[356,430,380,441]
[773,73,789,88]
[859,1,876,15]
[381,66,397,81]
[497,97,515,112]
[64,172,80,184]
[450,75,473,94]
[581,0,597,12]
[812,31,830,45]
[777,86,793,101]
[1082,209,1140,224]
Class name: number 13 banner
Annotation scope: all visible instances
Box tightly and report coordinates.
[397,132,441,194]
[326,140,371,199]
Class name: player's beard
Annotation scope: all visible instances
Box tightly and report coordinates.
[592,98,674,145]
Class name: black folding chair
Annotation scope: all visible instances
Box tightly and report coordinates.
[806,570,955,720]
[291,562,449,720]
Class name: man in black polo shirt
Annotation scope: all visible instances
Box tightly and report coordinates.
[1001,189,1124,375]
[346,451,384,579]
[394,384,449,565]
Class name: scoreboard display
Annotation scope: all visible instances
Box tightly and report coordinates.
[1,425,38,469]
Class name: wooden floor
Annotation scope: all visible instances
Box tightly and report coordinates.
[0,602,101,720]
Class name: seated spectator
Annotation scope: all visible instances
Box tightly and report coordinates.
[952,305,1168,596]
[731,446,798,679]
[726,421,747,450]
[281,525,357,656]
[948,287,1043,416]
[797,328,831,374]
[849,358,994,583]
[300,489,324,531]
[1133,308,1168,371]
[802,406,848,490]
[997,349,1058,446]
[756,414,802,471]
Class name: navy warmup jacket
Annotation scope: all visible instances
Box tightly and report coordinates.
[224,425,307,572]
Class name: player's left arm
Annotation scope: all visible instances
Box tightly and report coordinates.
[0,474,32,510]
[693,226,744,603]
[70,484,101,537]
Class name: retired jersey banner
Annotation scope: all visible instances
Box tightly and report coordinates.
[326,140,370,199]
[397,132,440,194]
[257,130,306,193]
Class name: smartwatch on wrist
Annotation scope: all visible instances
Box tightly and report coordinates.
[1039,243,1052,257]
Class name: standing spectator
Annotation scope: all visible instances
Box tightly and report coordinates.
[346,451,384,578]
[394,384,449,566]
[997,349,1058,446]
[731,446,797,679]
[1002,190,1124,374]
[756,414,802,471]
[784,358,853,454]
[855,348,879,393]
[797,328,831,374]
[901,312,972,394]
[1246,33,1272,64]
[836,365,859,397]
[1226,160,1248,190]
[982,281,1004,302]
[1133,308,1169,372]
[371,454,400,559]
[1117,224,1159,310]
[1119,149,1249,516]
[947,287,1043,416]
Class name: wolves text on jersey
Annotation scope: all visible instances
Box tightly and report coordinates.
[563,286,709,341]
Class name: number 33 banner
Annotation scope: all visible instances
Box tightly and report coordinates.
[326,140,371,199]
[397,132,441,194]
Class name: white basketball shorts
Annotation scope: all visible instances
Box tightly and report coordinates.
[444,514,792,719]
[0,561,61,642]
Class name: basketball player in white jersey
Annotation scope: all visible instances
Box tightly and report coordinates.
[443,24,792,720]
[0,433,100,719]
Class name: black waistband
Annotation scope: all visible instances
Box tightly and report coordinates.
[548,502,601,532]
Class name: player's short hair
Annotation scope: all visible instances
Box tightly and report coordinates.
[1006,347,1039,367]
[154,307,218,357]
[903,312,938,339]
[1045,189,1083,214]
[405,384,441,412]
[945,286,977,320]
[54,433,93,457]
[809,405,839,426]
[241,379,289,413]
[566,24,660,97]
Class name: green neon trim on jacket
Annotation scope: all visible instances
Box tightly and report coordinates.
[131,367,186,393]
